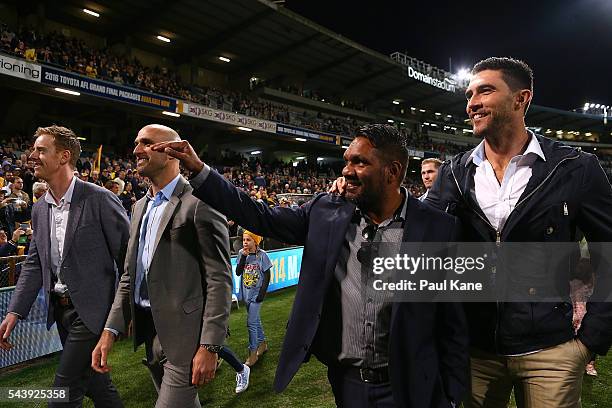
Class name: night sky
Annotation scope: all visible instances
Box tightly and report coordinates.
[286,0,612,111]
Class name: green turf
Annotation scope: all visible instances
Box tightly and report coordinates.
[1,287,611,407]
[0,287,335,407]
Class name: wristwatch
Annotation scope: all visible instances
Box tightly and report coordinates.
[201,344,223,353]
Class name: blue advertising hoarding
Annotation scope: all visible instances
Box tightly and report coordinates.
[231,246,303,299]
[41,66,176,111]
[0,246,303,367]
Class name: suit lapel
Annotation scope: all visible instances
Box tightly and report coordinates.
[36,200,51,274]
[392,197,430,328]
[323,197,355,277]
[61,179,85,259]
[401,196,429,243]
[150,177,187,258]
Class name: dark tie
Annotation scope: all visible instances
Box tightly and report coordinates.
[134,192,165,307]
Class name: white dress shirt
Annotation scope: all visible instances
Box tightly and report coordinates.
[467,131,546,232]
[44,176,77,294]
[468,131,546,356]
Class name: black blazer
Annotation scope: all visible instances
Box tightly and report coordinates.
[192,169,469,408]
[426,133,612,356]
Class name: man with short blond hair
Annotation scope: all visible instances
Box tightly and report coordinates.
[419,158,442,202]
[0,125,129,407]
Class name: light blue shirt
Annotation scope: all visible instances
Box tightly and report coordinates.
[134,174,181,308]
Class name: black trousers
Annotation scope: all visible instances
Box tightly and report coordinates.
[327,365,396,408]
[50,302,123,408]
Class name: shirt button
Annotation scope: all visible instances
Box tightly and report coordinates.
[529,287,537,295]
[546,226,554,235]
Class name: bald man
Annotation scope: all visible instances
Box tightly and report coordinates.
[92,125,233,408]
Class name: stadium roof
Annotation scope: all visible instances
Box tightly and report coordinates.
[35,0,611,133]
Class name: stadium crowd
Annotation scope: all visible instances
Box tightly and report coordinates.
[1,23,476,140]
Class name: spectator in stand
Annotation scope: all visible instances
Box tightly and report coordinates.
[119,181,136,216]
[7,177,30,223]
[104,180,120,196]
[0,228,24,257]
[90,170,103,187]
[8,177,30,204]
[114,170,126,195]
[100,168,110,184]
[0,190,16,236]
[32,181,48,203]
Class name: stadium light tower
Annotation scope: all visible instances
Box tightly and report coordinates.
[456,68,471,81]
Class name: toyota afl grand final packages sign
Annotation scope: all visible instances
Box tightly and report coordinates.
[40,66,176,111]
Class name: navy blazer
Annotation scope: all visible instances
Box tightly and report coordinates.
[192,169,469,408]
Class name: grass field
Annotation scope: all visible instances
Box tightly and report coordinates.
[1,287,611,407]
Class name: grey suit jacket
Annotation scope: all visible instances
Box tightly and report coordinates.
[8,178,130,334]
[105,176,232,366]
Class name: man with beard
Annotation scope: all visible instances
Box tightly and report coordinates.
[152,124,469,408]
[0,125,128,407]
[425,57,612,407]
[92,124,232,408]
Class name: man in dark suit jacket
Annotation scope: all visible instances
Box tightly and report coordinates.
[153,124,470,408]
[0,125,129,407]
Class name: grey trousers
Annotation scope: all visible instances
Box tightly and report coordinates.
[139,308,201,408]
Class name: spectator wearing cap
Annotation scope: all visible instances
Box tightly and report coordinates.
[235,230,272,367]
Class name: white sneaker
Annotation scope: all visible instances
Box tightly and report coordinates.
[235,364,250,394]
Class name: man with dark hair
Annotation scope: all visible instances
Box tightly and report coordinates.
[471,57,533,105]
[0,125,129,407]
[419,158,443,202]
[152,123,470,408]
[426,57,612,407]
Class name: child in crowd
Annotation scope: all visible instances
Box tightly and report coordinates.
[236,230,272,367]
